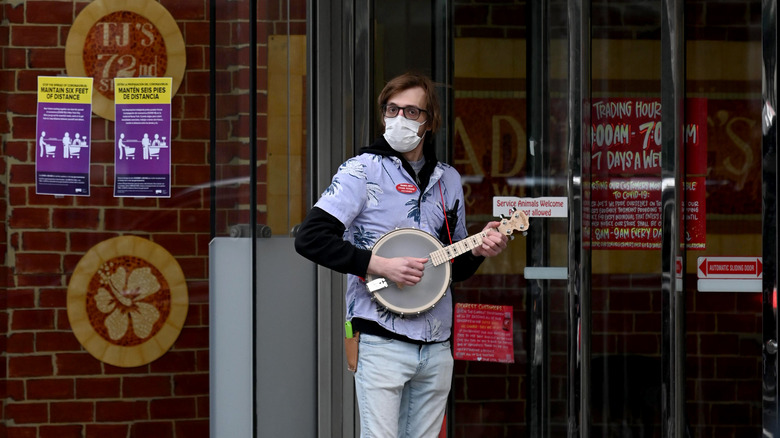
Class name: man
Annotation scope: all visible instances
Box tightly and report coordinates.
[39,131,49,157]
[295,72,507,437]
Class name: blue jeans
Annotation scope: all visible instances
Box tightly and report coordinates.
[354,333,454,438]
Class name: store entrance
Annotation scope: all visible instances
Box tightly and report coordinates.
[361,1,773,437]
[300,0,780,437]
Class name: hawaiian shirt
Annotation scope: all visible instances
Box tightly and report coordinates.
[314,153,467,342]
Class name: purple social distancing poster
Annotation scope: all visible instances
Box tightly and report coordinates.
[35,76,93,196]
[114,77,172,198]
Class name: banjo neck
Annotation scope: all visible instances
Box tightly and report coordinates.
[428,208,530,266]
[429,231,490,266]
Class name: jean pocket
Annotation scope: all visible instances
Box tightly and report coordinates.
[359,333,394,346]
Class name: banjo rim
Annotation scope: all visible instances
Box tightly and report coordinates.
[366,228,451,315]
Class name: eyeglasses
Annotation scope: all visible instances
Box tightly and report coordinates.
[382,104,428,121]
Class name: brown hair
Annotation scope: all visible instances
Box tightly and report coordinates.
[377,72,441,133]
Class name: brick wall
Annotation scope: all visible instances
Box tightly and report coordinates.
[2,1,211,436]
[0,1,289,437]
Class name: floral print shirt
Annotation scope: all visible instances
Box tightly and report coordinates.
[314,152,467,342]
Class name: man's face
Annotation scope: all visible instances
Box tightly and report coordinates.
[384,86,429,137]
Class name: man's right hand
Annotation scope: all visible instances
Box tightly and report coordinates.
[366,255,428,287]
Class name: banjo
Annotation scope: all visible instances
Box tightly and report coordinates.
[365,208,529,316]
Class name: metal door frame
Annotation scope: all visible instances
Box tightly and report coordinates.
[762,0,779,435]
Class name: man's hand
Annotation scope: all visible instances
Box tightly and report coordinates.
[472,221,508,257]
[367,255,429,287]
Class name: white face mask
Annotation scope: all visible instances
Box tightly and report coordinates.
[383,116,425,153]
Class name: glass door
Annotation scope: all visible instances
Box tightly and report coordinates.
[683,2,764,435]
[338,0,775,436]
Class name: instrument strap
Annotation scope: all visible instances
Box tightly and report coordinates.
[438,181,454,262]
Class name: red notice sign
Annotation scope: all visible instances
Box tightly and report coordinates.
[453,303,514,363]
[697,256,762,279]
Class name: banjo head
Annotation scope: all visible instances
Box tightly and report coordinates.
[366,228,451,316]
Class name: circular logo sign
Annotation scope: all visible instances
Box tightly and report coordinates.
[68,236,188,367]
[65,0,185,120]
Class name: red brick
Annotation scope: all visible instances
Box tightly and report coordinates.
[36,331,82,352]
[21,231,67,251]
[196,394,209,417]
[51,401,93,423]
[152,233,196,256]
[184,46,208,71]
[39,288,67,307]
[10,308,55,330]
[5,426,36,438]
[85,424,129,438]
[700,334,740,355]
[56,353,102,376]
[175,419,209,438]
[5,379,25,400]
[68,232,119,252]
[196,234,210,256]
[16,273,63,287]
[184,305,201,326]
[183,279,206,302]
[149,350,197,373]
[0,310,8,332]
[8,186,27,206]
[177,256,206,278]
[5,92,36,114]
[11,115,35,141]
[7,332,34,353]
[52,208,100,229]
[180,210,210,233]
[716,356,760,379]
[27,378,75,399]
[184,71,210,95]
[11,25,59,46]
[5,402,47,424]
[8,355,53,377]
[15,253,61,274]
[173,373,208,396]
[95,400,148,422]
[131,421,174,437]
[5,289,34,308]
[123,376,171,398]
[39,424,84,438]
[178,118,211,142]
[122,197,157,208]
[29,47,66,69]
[104,209,178,233]
[76,377,121,399]
[150,396,197,419]
[63,253,86,274]
[710,402,752,426]
[26,2,75,24]
[25,192,76,208]
[173,327,208,349]
[9,207,50,228]
[0,2,24,23]
[173,165,209,186]
[103,363,149,375]
[162,1,205,19]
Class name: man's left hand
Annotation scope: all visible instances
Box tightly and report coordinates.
[472,221,508,257]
